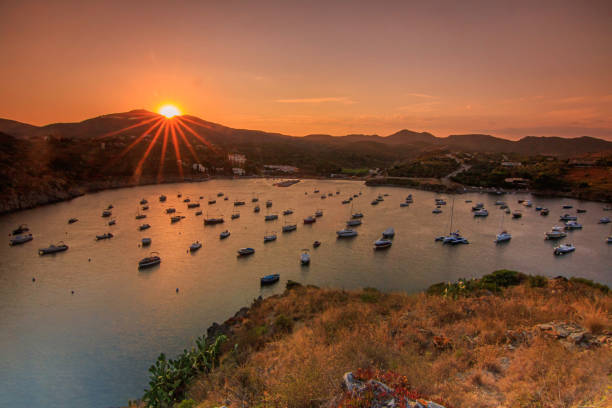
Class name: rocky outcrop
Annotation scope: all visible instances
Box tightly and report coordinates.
[506,321,611,350]
[342,372,446,408]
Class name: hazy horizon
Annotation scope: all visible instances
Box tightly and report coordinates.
[1,0,611,140]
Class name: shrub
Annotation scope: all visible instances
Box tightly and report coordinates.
[528,275,548,288]
[360,287,381,303]
[274,314,294,334]
[570,277,610,294]
[481,269,526,289]
[175,399,197,408]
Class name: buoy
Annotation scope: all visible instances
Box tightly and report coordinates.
[88,258,91,262]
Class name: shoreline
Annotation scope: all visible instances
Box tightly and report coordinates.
[2,175,609,216]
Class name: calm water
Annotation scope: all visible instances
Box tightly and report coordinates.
[1,179,610,407]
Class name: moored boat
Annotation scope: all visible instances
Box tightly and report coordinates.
[300,249,310,265]
[11,224,29,235]
[138,252,161,268]
[68,218,78,224]
[9,233,33,246]
[39,242,69,255]
[141,237,152,246]
[139,223,151,231]
[554,243,575,255]
[95,232,113,240]
[382,227,395,238]
[374,239,393,249]
[337,228,358,238]
[303,216,316,224]
[189,241,202,252]
[220,230,230,239]
[237,247,255,256]
[260,274,279,285]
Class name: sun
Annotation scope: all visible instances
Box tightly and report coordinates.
[158,104,181,118]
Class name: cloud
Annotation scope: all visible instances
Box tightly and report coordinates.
[405,92,435,99]
[275,96,355,104]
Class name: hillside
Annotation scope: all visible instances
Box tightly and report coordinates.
[132,272,611,408]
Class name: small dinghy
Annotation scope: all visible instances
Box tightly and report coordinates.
[135,214,147,220]
[187,202,200,209]
[282,224,297,232]
[254,205,260,213]
[108,219,116,226]
[315,209,323,217]
[231,212,240,219]
[190,241,202,252]
[217,192,224,197]
[166,208,176,214]
[352,212,363,219]
[9,233,33,246]
[208,200,216,205]
[68,218,78,224]
[599,217,611,224]
[313,240,321,248]
[260,274,279,285]
[204,217,224,225]
[554,243,575,255]
[141,238,152,246]
[142,205,149,211]
[220,230,230,239]
[374,239,393,249]
[159,195,167,202]
[237,247,255,256]
[400,202,410,207]
[337,229,358,238]
[170,215,185,223]
[263,232,277,242]
[559,213,577,221]
[140,199,148,205]
[234,200,246,206]
[346,219,361,226]
[382,227,395,238]
[138,252,161,268]
[102,210,112,217]
[300,249,310,265]
[432,208,442,214]
[512,211,522,219]
[195,210,203,216]
[283,209,294,215]
[540,208,549,216]
[303,216,316,224]
[265,214,278,221]
[11,224,29,235]
[39,242,69,255]
[139,223,151,231]
[474,209,489,217]
[95,232,113,240]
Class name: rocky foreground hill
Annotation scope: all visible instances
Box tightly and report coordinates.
[129,271,611,408]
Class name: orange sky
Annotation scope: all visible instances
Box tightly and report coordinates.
[1,0,611,139]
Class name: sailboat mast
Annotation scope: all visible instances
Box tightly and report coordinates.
[449,196,455,233]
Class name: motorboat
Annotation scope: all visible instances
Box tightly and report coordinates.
[142,205,149,211]
[224,197,229,201]
[599,217,611,224]
[208,200,216,205]
[199,196,203,199]
[523,200,533,207]
[517,199,524,204]
[473,209,489,217]
[352,212,364,218]
[554,243,575,255]
[500,204,508,209]
[234,200,246,206]
[535,206,542,211]
[166,208,176,214]
[432,208,442,214]
[263,232,277,242]
[540,208,549,216]
[465,200,472,203]
[315,209,324,217]
[400,202,410,207]
[138,252,161,268]
[139,223,151,231]
[382,227,395,238]
[321,195,327,199]
[170,215,184,223]
[9,234,33,246]
[140,199,148,205]
[576,209,587,213]
[189,241,202,252]
[195,210,203,216]
[159,195,167,202]
[252,197,259,203]
[562,205,573,209]
[102,210,112,217]
[607,235,612,244]
[328,192,333,197]
[260,274,279,285]
[204,216,224,225]
[264,214,278,221]
[314,189,320,193]
[374,239,393,249]
[435,198,447,205]
[495,200,505,206]
[183,198,191,203]
[237,247,255,256]
[303,216,316,224]
[265,200,273,208]
[300,249,310,265]
[559,213,577,221]
[220,230,231,239]
[39,242,69,255]
[342,199,351,204]
[11,224,29,235]
[346,219,362,226]
[371,200,379,205]
[564,221,582,230]
[187,202,200,208]
[177,193,182,198]
[376,195,384,202]
[217,192,224,197]
[313,240,321,248]
[135,214,147,220]
[141,238,151,246]
[231,212,240,219]
[471,203,484,211]
[282,224,297,232]
[68,218,78,224]
[336,229,358,238]
[512,211,522,219]
[495,231,512,243]
[545,226,566,240]
[283,209,294,215]
[95,232,113,240]
[106,204,114,210]
[254,205,260,213]
[505,208,511,214]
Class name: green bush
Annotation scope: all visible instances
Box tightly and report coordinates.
[360,287,382,303]
[528,275,548,288]
[481,270,526,289]
[175,399,197,408]
[570,277,610,294]
[274,314,294,333]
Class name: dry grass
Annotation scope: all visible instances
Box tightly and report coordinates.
[183,279,611,408]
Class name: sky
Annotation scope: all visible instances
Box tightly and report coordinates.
[1,0,611,139]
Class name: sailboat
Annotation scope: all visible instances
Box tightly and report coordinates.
[135,206,146,220]
[436,197,469,245]
[494,213,512,243]
[346,202,362,226]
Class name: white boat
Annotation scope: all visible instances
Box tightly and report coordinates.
[237,247,255,256]
[9,234,33,246]
[474,209,489,217]
[337,229,358,238]
[382,227,395,238]
[39,242,69,255]
[263,232,277,242]
[282,224,297,232]
[495,231,512,243]
[351,212,364,218]
[442,232,469,245]
[545,226,566,240]
[374,239,393,249]
[346,219,362,226]
[559,213,577,221]
[141,238,152,246]
[138,252,161,268]
[564,221,582,230]
[554,243,575,255]
[220,230,230,239]
[190,241,202,252]
[598,217,611,224]
[300,249,310,265]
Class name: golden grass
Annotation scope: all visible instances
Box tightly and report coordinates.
[181,280,611,408]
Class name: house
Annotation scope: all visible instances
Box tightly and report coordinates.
[232,167,245,176]
[192,163,207,173]
[228,153,246,166]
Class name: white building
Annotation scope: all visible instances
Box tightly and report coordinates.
[232,167,245,176]
[228,153,246,166]
[192,163,207,173]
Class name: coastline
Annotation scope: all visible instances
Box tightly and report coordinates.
[2,174,610,215]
